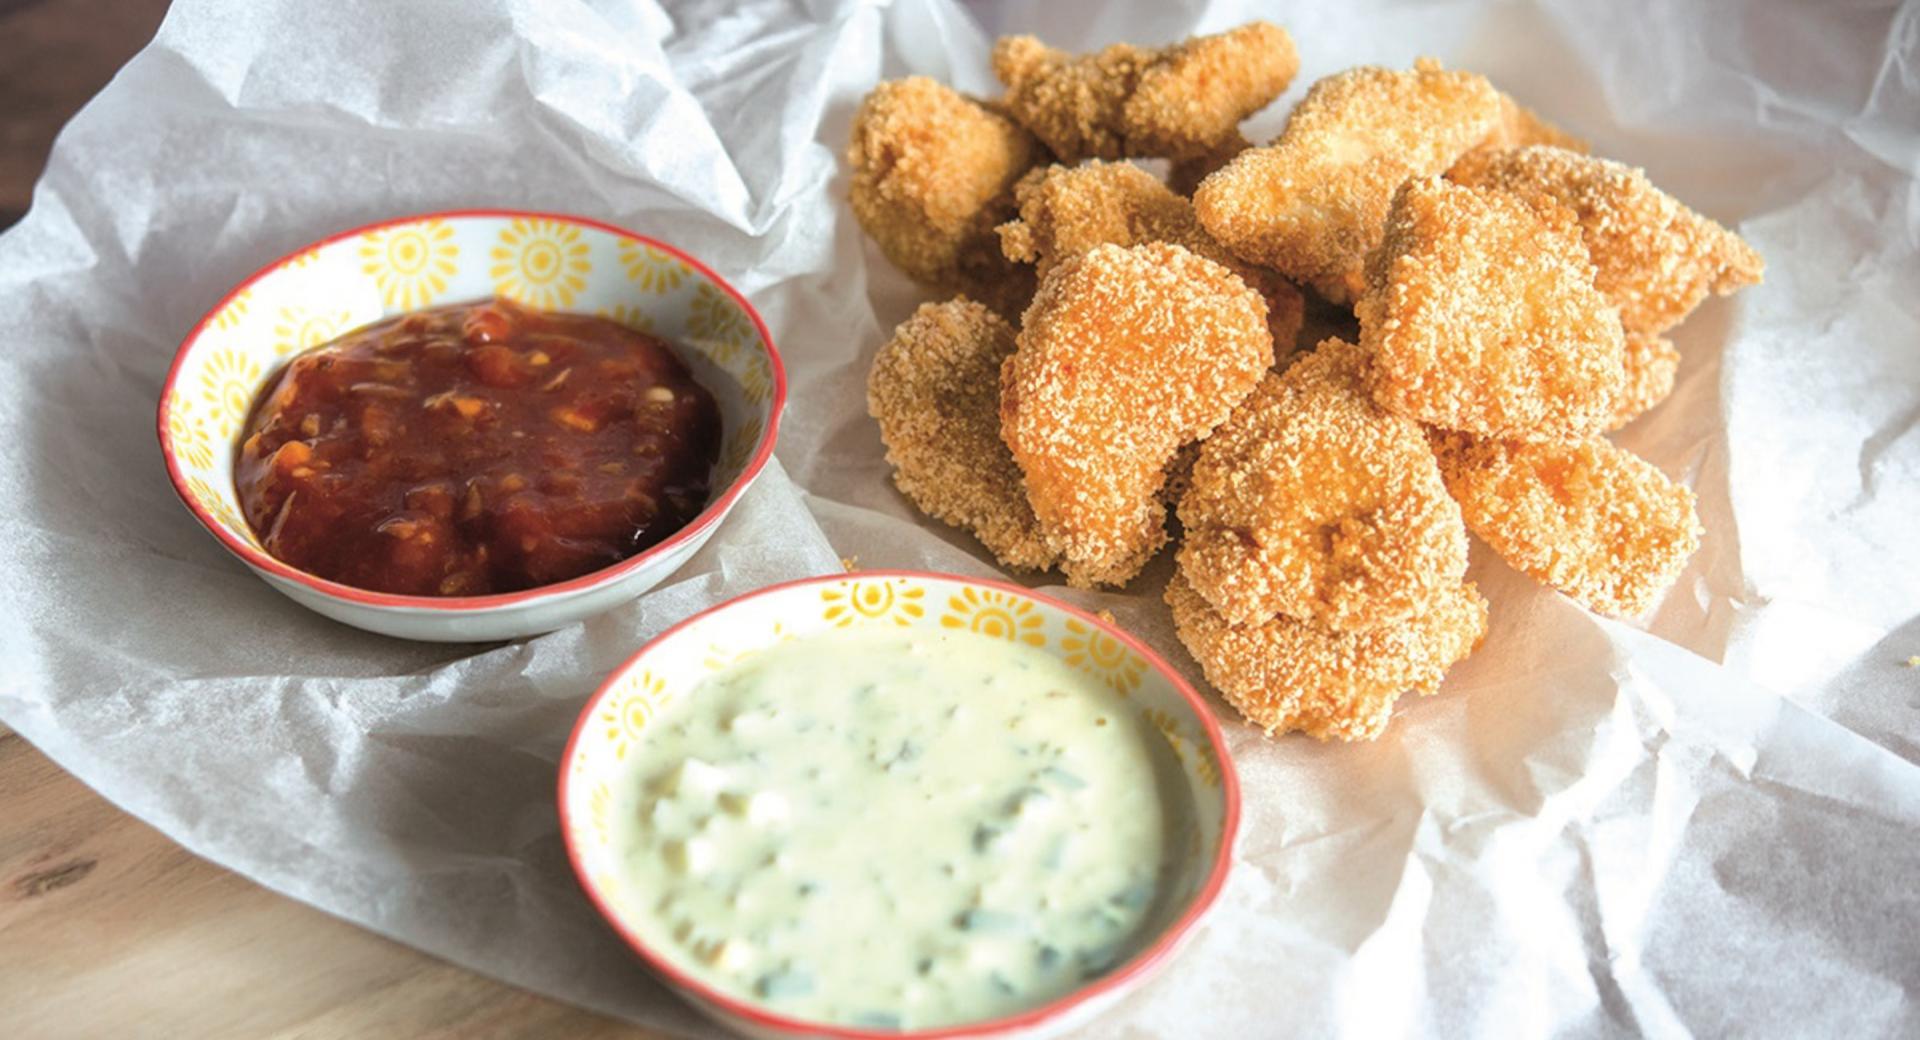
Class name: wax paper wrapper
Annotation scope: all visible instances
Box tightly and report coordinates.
[2,0,1917,1036]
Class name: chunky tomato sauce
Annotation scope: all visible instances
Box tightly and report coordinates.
[235,297,720,597]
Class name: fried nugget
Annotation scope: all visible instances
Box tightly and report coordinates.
[991,22,1298,163]
[996,160,1305,351]
[1431,432,1701,617]
[1002,242,1272,587]
[1607,332,1680,430]
[1167,570,1488,741]
[1178,339,1468,630]
[847,77,1042,312]
[1358,175,1626,441]
[1447,145,1763,333]
[867,299,1057,571]
[1193,59,1505,303]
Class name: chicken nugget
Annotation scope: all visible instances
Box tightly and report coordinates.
[996,160,1305,351]
[1358,175,1626,441]
[1607,332,1680,430]
[867,299,1056,572]
[1002,242,1272,587]
[991,22,1298,163]
[1167,570,1488,741]
[1447,145,1763,333]
[1193,59,1505,303]
[1178,339,1468,630]
[1430,432,1701,617]
[847,77,1041,313]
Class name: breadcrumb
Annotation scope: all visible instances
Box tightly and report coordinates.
[1608,332,1680,430]
[996,160,1305,351]
[992,22,1298,162]
[1479,93,1588,154]
[1167,570,1488,741]
[1002,242,1272,587]
[1178,339,1468,630]
[1431,431,1702,617]
[1358,175,1626,441]
[867,299,1057,570]
[1193,59,1504,303]
[1448,145,1764,333]
[847,77,1041,312]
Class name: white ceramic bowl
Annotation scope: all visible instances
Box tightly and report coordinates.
[157,210,785,641]
[559,571,1242,1040]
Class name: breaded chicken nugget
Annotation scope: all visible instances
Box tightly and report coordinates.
[991,22,1298,163]
[847,77,1042,313]
[1430,432,1702,617]
[1167,570,1488,741]
[1002,242,1272,587]
[868,299,1057,571]
[1607,332,1680,430]
[996,160,1305,351]
[1178,339,1468,630]
[1447,145,1763,333]
[1358,175,1626,441]
[1193,59,1505,303]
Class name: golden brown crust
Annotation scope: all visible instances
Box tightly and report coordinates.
[1002,242,1273,587]
[1431,431,1702,617]
[996,160,1306,351]
[1193,59,1505,303]
[1177,339,1468,630]
[1478,93,1589,154]
[867,299,1057,570]
[991,22,1297,163]
[847,77,1043,305]
[1607,332,1680,430]
[1167,570,1488,741]
[1447,145,1764,333]
[1357,175,1626,441]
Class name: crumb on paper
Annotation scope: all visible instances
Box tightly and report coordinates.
[841,556,860,572]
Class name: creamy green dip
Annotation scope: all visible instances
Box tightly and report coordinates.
[612,627,1180,1030]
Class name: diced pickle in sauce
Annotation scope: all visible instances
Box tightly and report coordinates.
[233,297,720,596]
[612,628,1183,1031]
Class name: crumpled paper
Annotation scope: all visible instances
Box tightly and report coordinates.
[2,0,1917,1035]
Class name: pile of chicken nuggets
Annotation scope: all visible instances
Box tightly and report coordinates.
[851,23,1762,741]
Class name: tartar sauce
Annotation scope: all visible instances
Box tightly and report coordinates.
[612,627,1178,1030]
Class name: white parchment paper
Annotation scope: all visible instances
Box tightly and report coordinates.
[3,1,1917,1035]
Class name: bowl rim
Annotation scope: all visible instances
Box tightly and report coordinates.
[557,569,1244,1040]
[154,207,787,614]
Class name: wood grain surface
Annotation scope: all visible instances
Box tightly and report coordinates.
[0,3,672,1036]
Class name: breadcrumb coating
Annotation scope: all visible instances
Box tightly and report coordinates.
[1447,145,1763,333]
[1178,339,1468,630]
[1193,59,1504,303]
[996,160,1305,350]
[1167,570,1489,741]
[1358,175,1627,441]
[991,22,1298,163]
[847,77,1042,311]
[867,298,1057,570]
[1608,332,1680,430]
[1431,432,1702,617]
[1002,242,1272,587]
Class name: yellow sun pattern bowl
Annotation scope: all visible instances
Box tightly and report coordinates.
[158,210,785,641]
[560,571,1242,1040]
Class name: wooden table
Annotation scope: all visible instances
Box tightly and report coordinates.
[0,3,667,1035]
